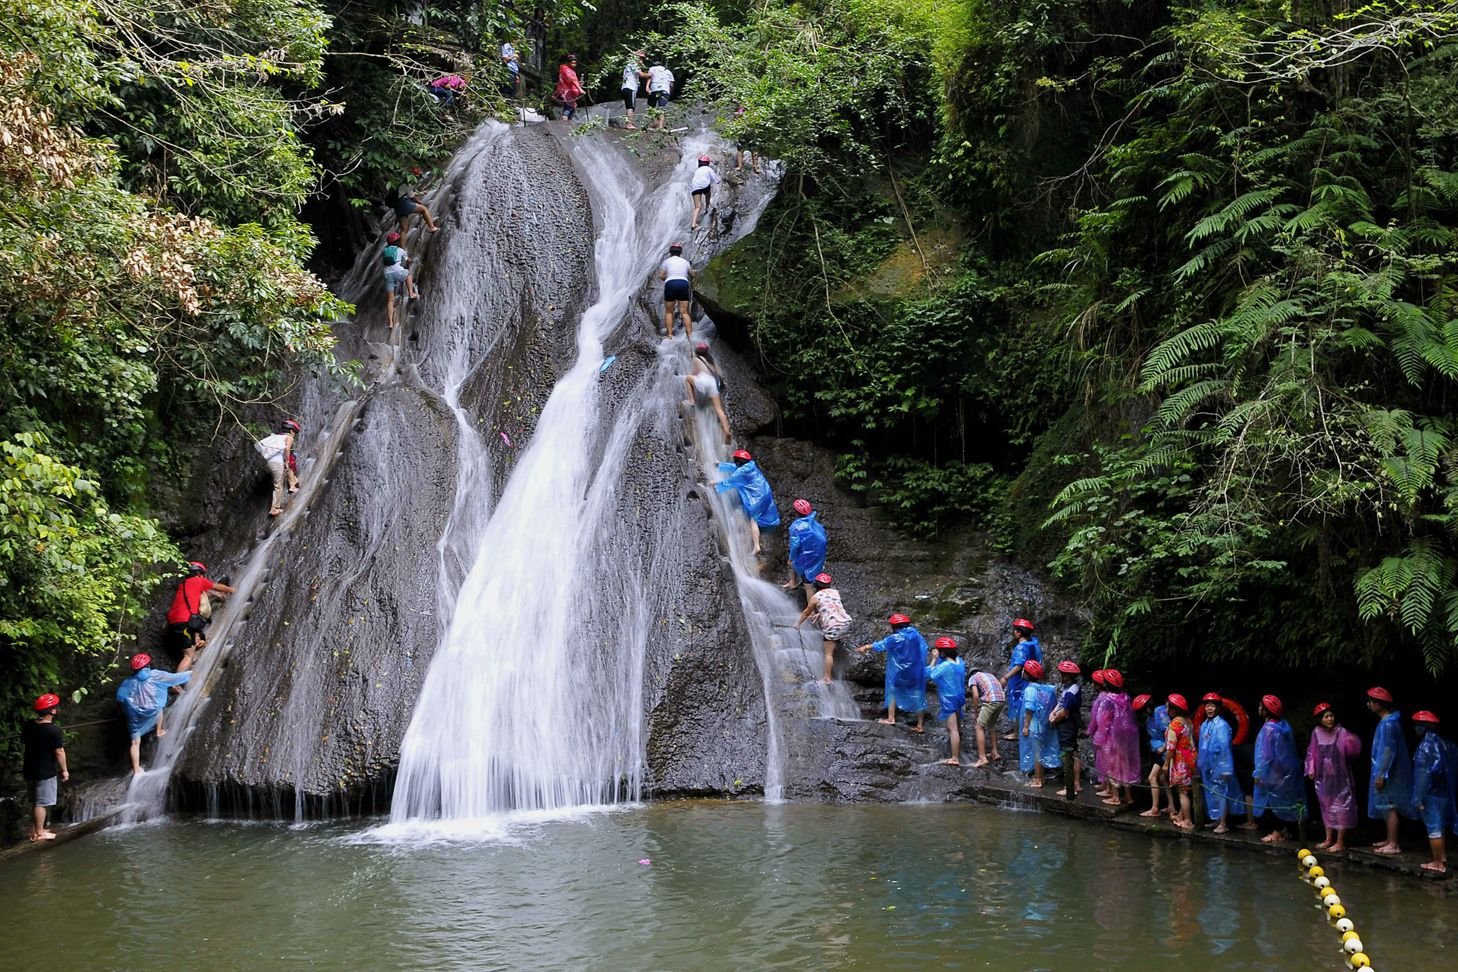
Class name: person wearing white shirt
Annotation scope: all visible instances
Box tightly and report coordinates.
[500,41,521,97]
[647,63,674,129]
[621,50,647,129]
[657,242,695,339]
[689,155,721,230]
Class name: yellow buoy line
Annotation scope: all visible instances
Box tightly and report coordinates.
[1298,847,1373,970]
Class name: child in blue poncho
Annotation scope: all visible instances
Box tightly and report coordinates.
[927,637,968,765]
[715,449,780,557]
[1411,710,1456,874]
[783,498,827,598]
[1002,618,1042,742]
[1018,659,1061,787]
[116,652,193,775]
[1196,694,1247,834]
[856,614,928,733]
[1252,694,1304,844]
[1366,686,1415,855]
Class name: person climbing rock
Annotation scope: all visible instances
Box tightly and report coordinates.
[1411,710,1456,874]
[855,613,928,733]
[1001,618,1042,742]
[500,41,521,97]
[1018,659,1060,788]
[1197,693,1245,834]
[255,420,300,516]
[793,572,851,685]
[659,242,695,339]
[21,694,67,841]
[1251,694,1303,844]
[646,61,674,129]
[967,668,1005,768]
[622,50,647,128]
[164,561,235,658]
[715,449,780,558]
[381,231,420,330]
[1138,694,1172,819]
[1305,701,1361,851]
[689,155,721,231]
[1366,685,1415,855]
[927,637,967,765]
[685,342,732,445]
[1164,694,1198,830]
[1050,660,1083,800]
[554,53,584,120]
[283,419,302,494]
[429,73,467,106]
[783,499,827,598]
[117,653,194,775]
[385,179,439,234]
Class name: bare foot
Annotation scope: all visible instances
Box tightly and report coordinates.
[29,833,57,842]
[1331,843,1346,852]
[990,753,1003,762]
[269,508,283,516]
[1174,819,1194,831]
[156,728,167,738]
[970,759,989,769]
[1371,840,1391,849]
[1421,861,1447,873]
[1026,781,1044,789]
[909,726,925,734]
[690,222,699,230]
[1213,824,1228,834]
[1238,821,1259,831]
[1374,845,1402,856]
[781,580,797,590]
[821,677,831,685]
[1101,797,1122,806]
[1139,809,1162,818]
[940,758,960,766]
[1316,839,1332,849]
[288,486,299,494]
[1261,832,1287,844]
[429,226,440,233]
[877,717,895,726]
[750,546,761,557]
[723,430,732,444]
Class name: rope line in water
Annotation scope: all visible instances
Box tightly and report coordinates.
[1299,847,1375,970]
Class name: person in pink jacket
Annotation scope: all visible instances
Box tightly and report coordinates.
[1304,701,1362,851]
[554,54,585,120]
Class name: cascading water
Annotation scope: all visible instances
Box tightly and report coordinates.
[387,138,712,826]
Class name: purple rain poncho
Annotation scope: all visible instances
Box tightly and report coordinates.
[1090,691,1114,781]
[1019,682,1061,773]
[1304,725,1361,830]
[871,626,928,714]
[715,460,781,528]
[1091,691,1141,786]
[1368,710,1416,820]
[1252,718,1303,823]
[1196,714,1245,821]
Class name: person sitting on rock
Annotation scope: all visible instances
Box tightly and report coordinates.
[1001,618,1042,742]
[715,449,780,557]
[116,652,194,775]
[854,613,928,734]
[927,637,968,765]
[793,572,851,684]
[1411,710,1456,874]
[783,498,827,599]
[685,342,732,445]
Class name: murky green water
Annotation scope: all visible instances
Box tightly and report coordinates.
[1,802,1453,970]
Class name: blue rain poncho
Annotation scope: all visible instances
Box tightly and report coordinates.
[1412,729,1457,837]
[871,626,928,714]
[1252,718,1303,823]
[1019,682,1061,772]
[1006,636,1043,728]
[116,667,193,739]
[1147,704,1171,757]
[1196,714,1245,821]
[1369,710,1416,820]
[715,460,780,528]
[927,657,967,720]
[787,512,827,580]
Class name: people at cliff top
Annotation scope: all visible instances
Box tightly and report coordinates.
[1251,694,1303,843]
[1411,710,1456,873]
[1304,702,1361,851]
[165,561,236,658]
[380,232,419,330]
[621,50,647,129]
[554,54,584,120]
[1135,694,1172,818]
[1050,660,1083,800]
[1195,693,1246,834]
[385,178,439,234]
[1164,694,1197,830]
[1091,669,1140,807]
[689,155,721,231]
[429,73,466,106]
[117,652,194,775]
[855,613,928,733]
[659,242,695,340]
[783,498,827,598]
[715,449,780,557]
[22,694,68,841]
[927,637,967,765]
[500,41,521,97]
[967,667,1005,768]
[646,61,674,129]
[1001,618,1041,742]
[685,342,732,444]
[794,572,852,684]
[1017,659,1061,788]
[1367,685,1415,855]
[256,419,302,516]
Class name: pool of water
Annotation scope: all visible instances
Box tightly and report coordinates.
[1,802,1453,970]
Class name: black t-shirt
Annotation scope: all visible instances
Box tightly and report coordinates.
[21,721,64,781]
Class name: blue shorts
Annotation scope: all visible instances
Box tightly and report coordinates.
[664,278,691,302]
[939,700,965,722]
[1420,802,1451,839]
[392,197,420,219]
[649,91,669,109]
[384,265,410,294]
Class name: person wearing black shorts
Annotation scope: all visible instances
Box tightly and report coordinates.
[657,242,695,339]
[621,51,646,129]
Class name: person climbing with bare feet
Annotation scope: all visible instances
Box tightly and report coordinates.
[927,637,967,765]
[714,449,779,558]
[685,342,732,444]
[967,668,1006,768]
[116,652,194,775]
[855,613,927,734]
[689,155,720,231]
[1366,686,1415,856]
[794,572,851,684]
[382,231,419,330]
[659,242,694,339]
[1018,659,1059,788]
[783,499,827,599]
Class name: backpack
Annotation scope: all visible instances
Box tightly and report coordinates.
[382,245,404,267]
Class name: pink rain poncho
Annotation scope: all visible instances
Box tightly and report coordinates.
[1091,691,1141,785]
[1305,725,1361,829]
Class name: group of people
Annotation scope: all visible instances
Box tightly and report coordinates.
[553,50,676,126]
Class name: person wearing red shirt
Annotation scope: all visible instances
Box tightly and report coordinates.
[164,562,236,659]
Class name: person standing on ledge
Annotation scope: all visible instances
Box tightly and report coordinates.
[646,60,674,129]
[1366,685,1415,855]
[1049,660,1083,800]
[855,613,928,733]
[1001,618,1041,742]
[1196,693,1244,834]
[1138,694,1172,819]
[793,572,851,684]
[117,652,194,775]
[500,40,522,98]
[1164,694,1198,830]
[554,53,584,120]
[1411,710,1455,874]
[927,637,967,765]
[715,449,780,557]
[1251,694,1303,844]
[783,499,827,599]
[967,667,1006,768]
[658,242,695,340]
[22,694,68,841]
[1305,701,1361,852]
[621,49,647,128]
[1018,659,1059,788]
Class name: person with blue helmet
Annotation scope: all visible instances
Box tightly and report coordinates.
[1001,618,1042,741]
[855,613,928,733]
[783,498,827,599]
[715,449,780,557]
[1411,710,1456,874]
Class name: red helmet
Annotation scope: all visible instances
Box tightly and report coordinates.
[386,231,401,243]
[1012,618,1035,632]
[1312,702,1332,718]
[283,419,301,433]
[698,154,712,163]
[1091,670,1108,685]
[1201,692,1223,704]
[887,613,911,626]
[934,636,957,650]
[34,693,61,712]
[1023,659,1045,679]
[1104,670,1124,689]
[792,499,812,516]
[813,572,833,586]
[1413,710,1441,724]
[188,561,207,575]
[670,242,684,254]
[1167,693,1189,712]
[1261,694,1283,718]
[732,449,752,461]
[1367,686,1393,703]
[1057,660,1081,675]
[1132,694,1152,711]
[694,342,709,353]
[130,653,152,671]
